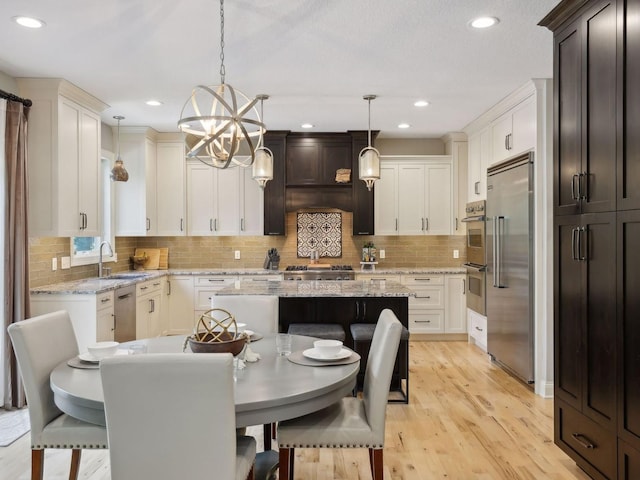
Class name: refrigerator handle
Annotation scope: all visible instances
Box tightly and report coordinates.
[496,216,505,288]
[579,226,587,261]
[571,228,579,261]
[492,217,498,288]
[571,174,579,200]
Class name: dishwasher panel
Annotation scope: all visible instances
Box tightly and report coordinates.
[114,285,136,342]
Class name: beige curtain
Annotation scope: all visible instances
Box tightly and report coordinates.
[3,99,30,409]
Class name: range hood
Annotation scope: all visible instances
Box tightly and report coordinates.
[285,186,352,212]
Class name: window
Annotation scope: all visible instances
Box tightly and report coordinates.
[70,153,116,266]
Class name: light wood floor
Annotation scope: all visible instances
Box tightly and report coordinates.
[0,341,590,480]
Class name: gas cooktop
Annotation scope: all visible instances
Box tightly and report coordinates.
[285,265,354,271]
[283,265,355,280]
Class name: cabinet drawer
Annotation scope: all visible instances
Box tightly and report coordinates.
[194,276,236,287]
[408,286,444,309]
[96,291,114,311]
[409,311,444,333]
[401,274,444,286]
[556,401,616,480]
[356,274,401,282]
[136,279,163,296]
[468,309,487,348]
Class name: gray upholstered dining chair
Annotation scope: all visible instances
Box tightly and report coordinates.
[211,295,279,335]
[7,310,108,480]
[100,352,256,480]
[277,308,403,480]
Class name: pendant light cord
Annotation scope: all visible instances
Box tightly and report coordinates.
[367,97,372,147]
[219,0,226,84]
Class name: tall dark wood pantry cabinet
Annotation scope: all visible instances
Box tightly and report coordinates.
[541,0,640,478]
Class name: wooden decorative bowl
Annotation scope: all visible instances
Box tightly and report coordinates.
[187,331,247,356]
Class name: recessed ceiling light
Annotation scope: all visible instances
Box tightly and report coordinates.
[414,100,429,107]
[145,100,163,106]
[398,123,411,129]
[470,16,499,29]
[13,16,45,29]
[301,123,314,129]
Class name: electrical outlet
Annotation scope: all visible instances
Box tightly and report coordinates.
[51,257,57,271]
[61,256,71,269]
[453,249,460,259]
[234,250,241,260]
[380,249,386,259]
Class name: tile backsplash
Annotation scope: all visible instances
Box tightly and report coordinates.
[28,212,467,287]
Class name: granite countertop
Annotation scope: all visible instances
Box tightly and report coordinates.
[213,279,416,298]
[30,266,463,295]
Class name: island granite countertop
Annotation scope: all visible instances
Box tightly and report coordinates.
[213,279,416,298]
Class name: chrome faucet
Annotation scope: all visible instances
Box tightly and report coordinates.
[99,241,114,278]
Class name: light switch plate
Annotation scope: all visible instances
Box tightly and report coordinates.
[234,250,241,260]
[51,257,57,271]
[453,249,459,259]
[61,256,71,269]
[380,249,386,259]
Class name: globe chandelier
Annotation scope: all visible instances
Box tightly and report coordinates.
[358,95,381,191]
[178,0,266,170]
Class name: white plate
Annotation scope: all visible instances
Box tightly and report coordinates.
[302,348,352,361]
[78,352,100,363]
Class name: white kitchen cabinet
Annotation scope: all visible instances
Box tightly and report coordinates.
[443,133,468,235]
[355,273,401,282]
[165,275,195,335]
[135,278,163,339]
[155,140,186,236]
[114,128,157,236]
[30,290,114,353]
[402,274,466,335]
[194,275,238,322]
[467,127,491,201]
[467,308,487,351]
[376,156,453,236]
[96,291,116,341]
[444,275,466,333]
[187,162,262,236]
[373,164,399,235]
[18,79,107,237]
[491,96,536,165]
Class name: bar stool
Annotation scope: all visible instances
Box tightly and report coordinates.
[350,323,410,404]
[287,323,346,342]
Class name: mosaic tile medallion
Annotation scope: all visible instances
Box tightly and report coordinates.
[297,212,342,258]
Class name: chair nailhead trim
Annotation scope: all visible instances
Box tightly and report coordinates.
[279,443,382,448]
[33,444,108,449]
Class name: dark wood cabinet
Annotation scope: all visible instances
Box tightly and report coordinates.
[285,134,351,186]
[554,213,617,427]
[350,131,376,235]
[617,211,640,453]
[543,0,640,476]
[552,0,617,217]
[263,131,288,235]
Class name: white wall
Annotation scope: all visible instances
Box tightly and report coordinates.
[0,71,18,94]
[376,137,445,155]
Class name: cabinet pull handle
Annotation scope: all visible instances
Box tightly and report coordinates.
[463,279,466,294]
[571,433,595,449]
[474,181,480,195]
[84,213,88,229]
[208,279,225,282]
[101,297,111,303]
[167,281,171,295]
[140,286,148,291]
[571,174,580,200]
[505,135,508,150]
[357,231,371,235]
[571,227,579,261]
[579,226,587,261]
[153,282,161,287]
[455,218,458,231]
[180,218,184,231]
[362,300,366,319]
[395,218,398,231]
[356,301,360,320]
[149,299,154,314]
[425,218,429,231]
[118,293,132,299]
[146,218,151,231]
[241,218,244,231]
[416,295,431,299]
[421,218,424,231]
[214,218,218,231]
[79,213,84,230]
[210,219,213,231]
[475,326,483,332]
[414,278,432,281]
[415,320,431,323]
[579,171,587,200]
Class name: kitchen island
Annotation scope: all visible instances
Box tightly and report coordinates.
[214,279,414,399]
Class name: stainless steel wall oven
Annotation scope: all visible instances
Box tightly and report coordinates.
[462,200,486,315]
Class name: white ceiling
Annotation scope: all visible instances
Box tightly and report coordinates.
[0,0,559,139]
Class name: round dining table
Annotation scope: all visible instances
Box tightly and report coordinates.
[50,334,359,429]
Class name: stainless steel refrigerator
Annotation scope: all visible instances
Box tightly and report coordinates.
[486,152,534,384]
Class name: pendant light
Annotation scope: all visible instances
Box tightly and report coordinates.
[177,0,266,169]
[359,95,380,191]
[111,115,129,182]
[252,95,273,188]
